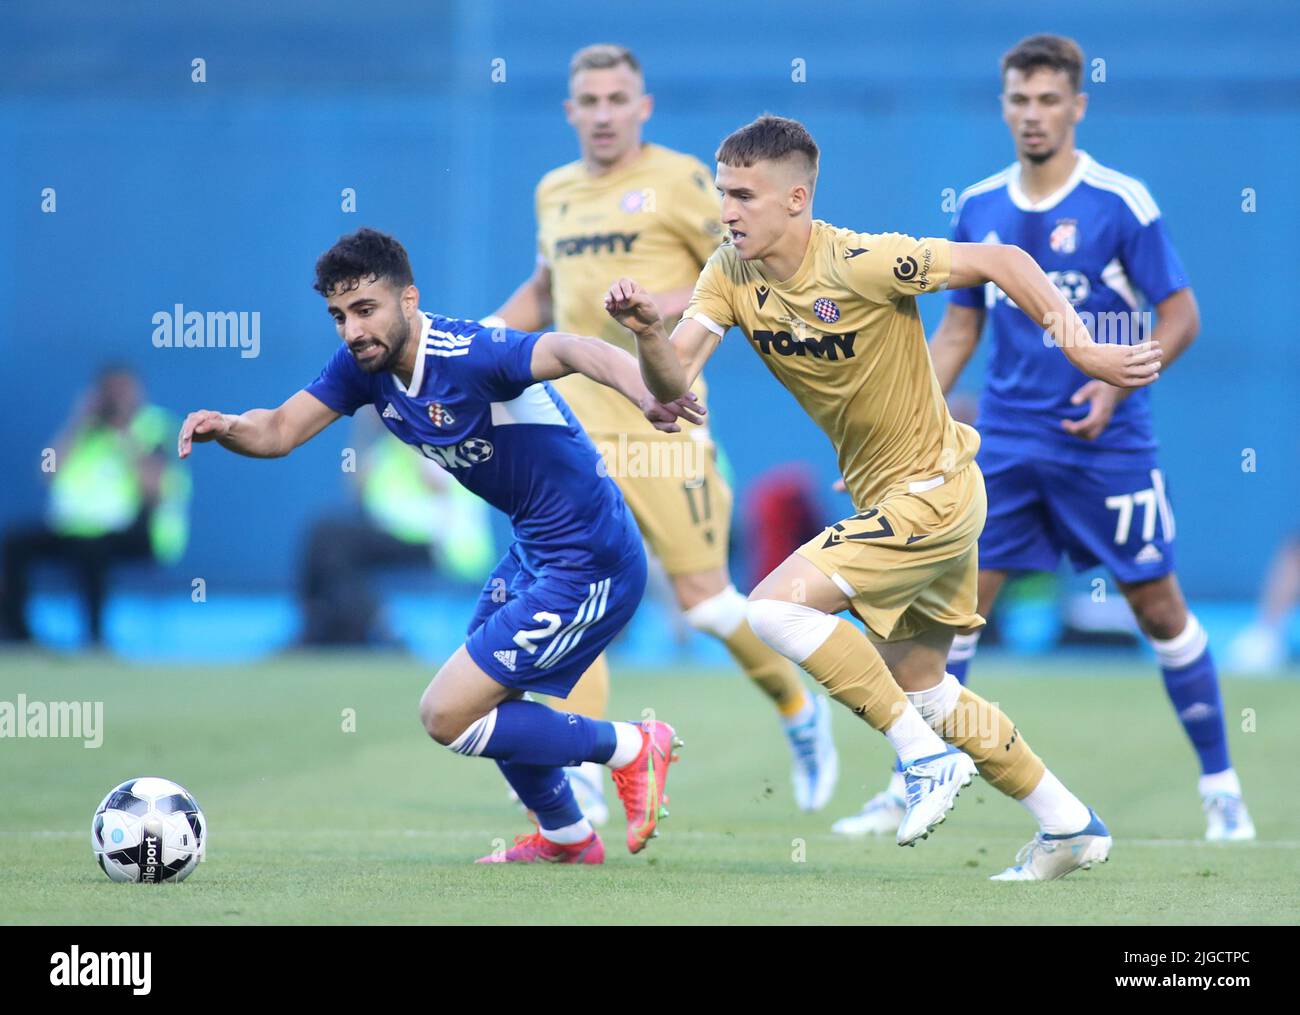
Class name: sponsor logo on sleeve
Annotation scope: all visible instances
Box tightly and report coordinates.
[892,245,935,290]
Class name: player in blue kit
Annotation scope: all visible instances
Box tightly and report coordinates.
[177,228,692,864]
[834,35,1254,861]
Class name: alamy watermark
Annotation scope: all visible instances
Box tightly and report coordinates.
[1042,309,1154,349]
[152,304,261,359]
[0,695,103,748]
[594,434,709,480]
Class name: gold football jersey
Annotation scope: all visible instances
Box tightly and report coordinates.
[536,143,723,436]
[683,221,980,507]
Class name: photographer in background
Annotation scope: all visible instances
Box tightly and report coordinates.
[1,365,190,647]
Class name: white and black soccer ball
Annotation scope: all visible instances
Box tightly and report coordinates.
[91,777,206,884]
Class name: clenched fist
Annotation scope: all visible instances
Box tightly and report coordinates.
[604,278,663,337]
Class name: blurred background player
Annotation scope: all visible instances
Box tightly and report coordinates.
[1227,531,1300,672]
[1,365,190,648]
[487,44,836,819]
[177,227,693,863]
[834,34,1254,842]
[296,411,495,647]
[608,115,1162,878]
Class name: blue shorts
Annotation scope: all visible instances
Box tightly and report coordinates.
[463,543,647,697]
[978,447,1177,584]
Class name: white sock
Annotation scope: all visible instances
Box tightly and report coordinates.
[780,696,816,729]
[1019,770,1092,835]
[1199,768,1241,798]
[905,673,962,730]
[540,816,594,845]
[885,705,948,764]
[1150,613,1209,669]
[606,722,644,769]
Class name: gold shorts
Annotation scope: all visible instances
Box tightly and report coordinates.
[590,432,733,577]
[796,462,987,642]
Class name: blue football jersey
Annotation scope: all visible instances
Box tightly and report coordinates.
[950,151,1189,468]
[305,312,641,577]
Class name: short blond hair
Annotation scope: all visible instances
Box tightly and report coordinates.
[569,43,642,81]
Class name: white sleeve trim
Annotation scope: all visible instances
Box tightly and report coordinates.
[690,312,726,338]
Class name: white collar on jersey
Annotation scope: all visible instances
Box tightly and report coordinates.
[1006,150,1093,213]
[392,312,433,397]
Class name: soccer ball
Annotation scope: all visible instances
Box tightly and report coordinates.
[91,777,206,883]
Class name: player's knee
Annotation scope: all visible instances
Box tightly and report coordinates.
[1134,600,1187,641]
[746,598,837,664]
[684,585,749,639]
[418,692,461,746]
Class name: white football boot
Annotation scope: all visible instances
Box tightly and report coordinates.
[832,788,905,836]
[565,762,610,827]
[786,694,840,812]
[1203,792,1256,842]
[896,745,977,846]
[990,808,1113,881]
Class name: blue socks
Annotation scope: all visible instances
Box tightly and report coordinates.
[449,698,618,768]
[495,761,584,831]
[1152,616,1231,775]
[446,701,619,834]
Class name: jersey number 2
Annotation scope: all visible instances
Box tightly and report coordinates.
[513,612,561,654]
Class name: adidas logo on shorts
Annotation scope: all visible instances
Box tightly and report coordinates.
[1134,543,1163,565]
[493,649,517,672]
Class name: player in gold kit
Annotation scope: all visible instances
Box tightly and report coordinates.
[488,49,837,822]
[607,115,1163,879]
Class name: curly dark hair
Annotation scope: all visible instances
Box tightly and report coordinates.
[313,227,414,297]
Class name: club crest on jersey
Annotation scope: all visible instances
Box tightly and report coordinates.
[813,298,841,324]
[620,189,646,213]
[428,402,455,428]
[1050,219,1079,254]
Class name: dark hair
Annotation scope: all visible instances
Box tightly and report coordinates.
[96,360,136,382]
[1001,34,1084,92]
[569,43,642,80]
[716,114,819,181]
[313,227,414,297]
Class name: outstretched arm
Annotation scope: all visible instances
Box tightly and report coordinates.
[948,243,1162,388]
[529,331,706,434]
[604,277,721,403]
[177,389,340,460]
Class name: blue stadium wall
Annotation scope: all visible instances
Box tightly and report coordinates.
[2,0,1297,600]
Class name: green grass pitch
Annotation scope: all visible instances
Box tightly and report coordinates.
[1,650,1296,925]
